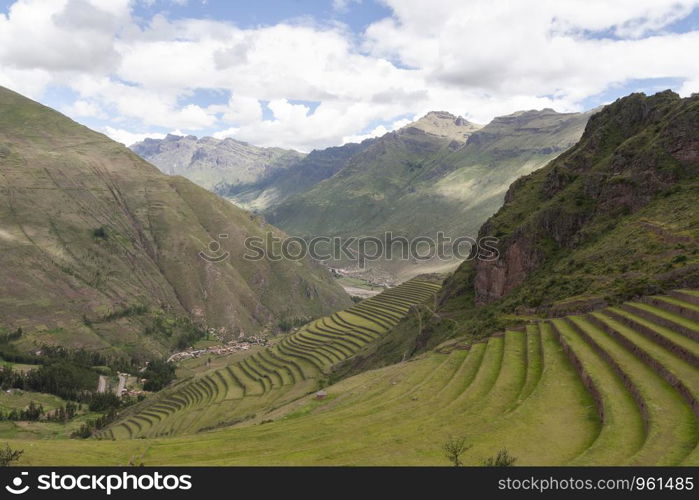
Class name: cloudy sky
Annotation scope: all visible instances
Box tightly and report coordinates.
[1,0,698,151]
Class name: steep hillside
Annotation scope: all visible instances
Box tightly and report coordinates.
[402,90,699,355]
[218,139,376,211]
[470,91,699,310]
[268,109,590,282]
[131,134,304,192]
[0,86,350,360]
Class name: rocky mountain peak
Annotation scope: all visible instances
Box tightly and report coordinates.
[402,111,482,143]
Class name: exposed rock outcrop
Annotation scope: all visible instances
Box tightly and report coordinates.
[473,90,699,305]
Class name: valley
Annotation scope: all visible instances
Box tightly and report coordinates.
[0,86,697,468]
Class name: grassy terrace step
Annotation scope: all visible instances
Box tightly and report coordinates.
[250,354,287,387]
[283,335,342,364]
[230,364,266,395]
[239,357,270,390]
[347,310,402,327]
[621,303,699,342]
[589,312,699,416]
[369,295,415,307]
[517,324,543,402]
[326,313,380,336]
[245,356,283,389]
[453,335,504,402]
[674,290,699,306]
[223,366,247,397]
[605,307,699,365]
[645,296,699,323]
[633,301,699,334]
[298,325,361,352]
[381,290,434,303]
[319,316,377,341]
[331,311,385,335]
[303,325,365,351]
[552,319,646,465]
[311,320,373,345]
[349,302,404,320]
[362,300,411,315]
[481,330,527,415]
[342,308,394,329]
[271,343,325,375]
[276,341,329,371]
[265,349,308,381]
[570,315,697,465]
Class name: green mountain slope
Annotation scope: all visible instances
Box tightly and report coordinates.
[0,86,350,360]
[217,139,376,212]
[131,134,305,193]
[267,109,590,282]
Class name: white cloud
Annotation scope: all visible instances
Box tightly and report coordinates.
[0,0,698,150]
[212,127,239,140]
[0,0,127,73]
[342,117,413,144]
[220,94,262,124]
[103,126,165,146]
[0,66,52,98]
[63,99,107,119]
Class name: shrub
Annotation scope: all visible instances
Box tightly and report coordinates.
[277,316,308,332]
[483,448,517,467]
[0,443,23,466]
[142,360,176,391]
[442,435,471,467]
[92,226,108,239]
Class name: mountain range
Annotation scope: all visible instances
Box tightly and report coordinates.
[136,109,592,283]
[131,134,304,193]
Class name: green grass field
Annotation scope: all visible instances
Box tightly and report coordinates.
[4,287,698,465]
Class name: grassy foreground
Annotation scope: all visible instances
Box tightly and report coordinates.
[6,289,698,466]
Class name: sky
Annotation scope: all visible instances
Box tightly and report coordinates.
[0,0,698,152]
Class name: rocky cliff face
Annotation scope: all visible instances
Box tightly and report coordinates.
[473,90,699,305]
[131,134,305,191]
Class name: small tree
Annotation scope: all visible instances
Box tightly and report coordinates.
[483,448,517,467]
[442,435,471,467]
[0,443,23,466]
